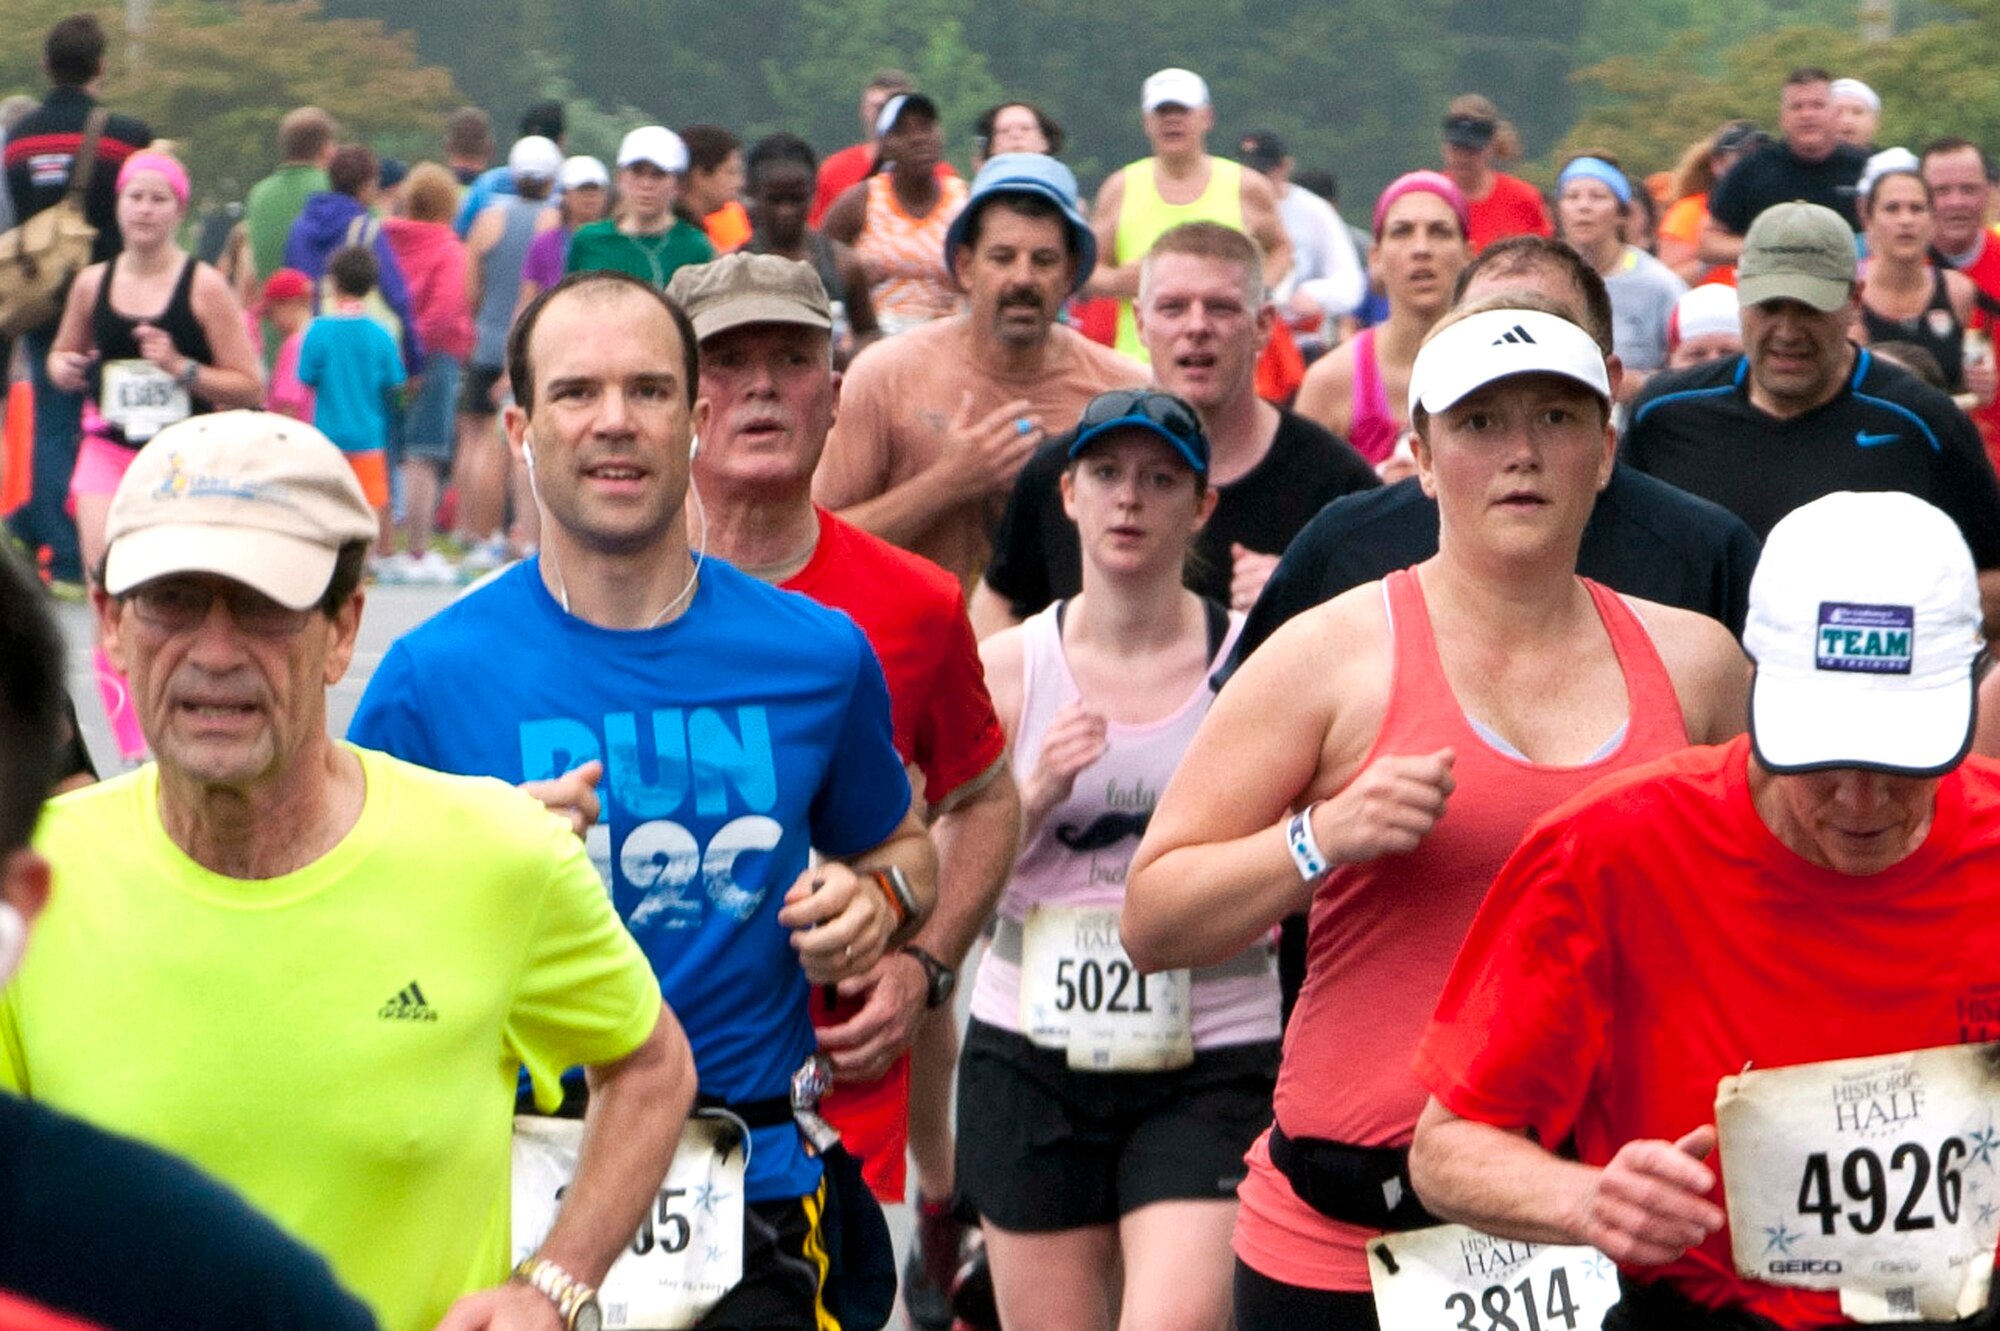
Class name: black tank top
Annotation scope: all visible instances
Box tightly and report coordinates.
[88,254,216,442]
[1860,266,1965,391]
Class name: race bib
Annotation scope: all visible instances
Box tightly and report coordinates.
[1716,1043,2000,1322]
[512,1113,747,1329]
[1019,904,1193,1071]
[100,359,189,442]
[1368,1224,1619,1331]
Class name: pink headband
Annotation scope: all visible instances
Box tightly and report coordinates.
[1372,170,1469,240]
[117,151,190,208]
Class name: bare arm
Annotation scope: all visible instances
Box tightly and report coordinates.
[1631,598,1750,744]
[1411,1098,1725,1265]
[1240,170,1294,293]
[821,390,1043,551]
[822,183,867,247]
[1082,169,1139,300]
[187,265,267,407]
[46,264,104,391]
[968,580,1022,640]
[833,240,881,351]
[1292,340,1358,440]
[1695,213,1744,267]
[464,208,502,318]
[435,1005,696,1329]
[1122,602,1454,971]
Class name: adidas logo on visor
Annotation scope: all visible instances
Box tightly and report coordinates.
[1491,325,1538,345]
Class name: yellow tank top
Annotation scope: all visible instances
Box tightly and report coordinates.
[1113,157,1245,359]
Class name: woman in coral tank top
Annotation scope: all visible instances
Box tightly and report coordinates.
[1125,298,1750,1330]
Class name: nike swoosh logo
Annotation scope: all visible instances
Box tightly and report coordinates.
[1856,431,1899,448]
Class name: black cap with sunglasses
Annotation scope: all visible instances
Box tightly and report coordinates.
[1067,388,1210,476]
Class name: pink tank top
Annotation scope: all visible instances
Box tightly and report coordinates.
[855,173,968,334]
[1233,568,1690,1291]
[1347,327,1399,465]
[971,602,1281,1049]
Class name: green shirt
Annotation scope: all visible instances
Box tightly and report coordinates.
[564,217,715,288]
[245,162,330,281]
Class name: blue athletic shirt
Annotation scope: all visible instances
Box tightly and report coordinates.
[347,557,912,1201]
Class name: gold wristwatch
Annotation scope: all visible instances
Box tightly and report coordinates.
[511,1256,603,1331]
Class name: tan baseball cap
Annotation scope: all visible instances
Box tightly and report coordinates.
[667,252,833,342]
[1736,201,1857,312]
[103,411,380,610]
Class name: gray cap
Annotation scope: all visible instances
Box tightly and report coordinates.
[666,252,833,342]
[1737,201,1856,312]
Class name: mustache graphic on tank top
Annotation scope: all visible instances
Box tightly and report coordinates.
[1054,810,1152,852]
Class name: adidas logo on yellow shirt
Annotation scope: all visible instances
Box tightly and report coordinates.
[379,980,438,1022]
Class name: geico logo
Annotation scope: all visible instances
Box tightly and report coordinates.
[1768,1259,1844,1275]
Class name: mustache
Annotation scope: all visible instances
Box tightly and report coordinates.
[1054,810,1151,851]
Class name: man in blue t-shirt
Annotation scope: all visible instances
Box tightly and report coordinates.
[349,269,936,1330]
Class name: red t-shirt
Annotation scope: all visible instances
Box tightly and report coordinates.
[1953,229,2000,472]
[788,507,1006,1199]
[1466,171,1553,253]
[1416,736,2000,1327]
[0,1291,105,1331]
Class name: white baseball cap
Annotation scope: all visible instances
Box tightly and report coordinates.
[558,154,609,190]
[1745,491,1984,776]
[618,125,688,173]
[103,411,379,610]
[1408,307,1610,419]
[1142,68,1210,112]
[507,135,563,181]
[1670,283,1741,348]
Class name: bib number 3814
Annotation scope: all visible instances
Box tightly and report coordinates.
[1019,904,1193,1071]
[1368,1224,1618,1331]
[1716,1042,2000,1323]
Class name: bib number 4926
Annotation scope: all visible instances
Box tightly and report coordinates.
[1795,1138,1966,1237]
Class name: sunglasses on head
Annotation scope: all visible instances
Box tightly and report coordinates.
[1076,389,1202,444]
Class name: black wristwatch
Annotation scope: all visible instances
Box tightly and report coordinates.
[902,945,956,1009]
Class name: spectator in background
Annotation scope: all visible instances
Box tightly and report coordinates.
[282,143,422,377]
[443,105,494,186]
[382,163,474,582]
[0,94,38,233]
[1831,77,1882,150]
[1656,120,1764,284]
[455,100,565,234]
[681,124,750,253]
[298,244,406,555]
[261,267,316,421]
[1699,67,1866,264]
[1665,282,1743,369]
[1238,130,1366,357]
[971,100,1064,171]
[373,158,408,217]
[1437,93,1551,251]
[1555,153,1686,402]
[811,69,916,226]
[517,155,608,307]
[3,13,153,590]
[742,133,880,365]
[243,107,336,292]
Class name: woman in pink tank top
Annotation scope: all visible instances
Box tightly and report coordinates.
[966,388,1280,1331]
[1296,172,1471,470]
[1126,302,1750,1330]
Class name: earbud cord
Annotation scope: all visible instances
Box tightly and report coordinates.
[526,451,706,629]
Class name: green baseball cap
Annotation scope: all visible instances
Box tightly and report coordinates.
[1736,201,1856,313]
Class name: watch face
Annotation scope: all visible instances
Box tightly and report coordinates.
[574,1300,603,1331]
[932,966,956,1008]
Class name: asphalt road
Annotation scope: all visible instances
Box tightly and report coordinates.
[51,578,940,1331]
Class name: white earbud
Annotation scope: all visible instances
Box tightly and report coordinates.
[0,902,27,988]
[522,439,536,470]
[689,433,700,460]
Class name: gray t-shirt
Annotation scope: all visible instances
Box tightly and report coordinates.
[1604,245,1688,372]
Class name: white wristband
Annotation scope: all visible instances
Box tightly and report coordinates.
[1286,802,1329,880]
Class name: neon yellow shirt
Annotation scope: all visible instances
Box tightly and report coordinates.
[1113,156,1246,360]
[5,747,662,1331]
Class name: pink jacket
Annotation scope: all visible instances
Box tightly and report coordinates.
[382,217,475,361]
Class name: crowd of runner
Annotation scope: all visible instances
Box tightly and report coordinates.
[7,9,2000,1331]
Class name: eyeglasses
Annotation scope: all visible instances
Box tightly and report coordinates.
[1075,389,1204,448]
[127,580,315,639]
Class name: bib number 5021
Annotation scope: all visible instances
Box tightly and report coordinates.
[1796,1138,1966,1236]
[1052,957,1153,1015]
[1444,1269,1581,1331]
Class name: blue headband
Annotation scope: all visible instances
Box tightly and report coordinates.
[1558,156,1631,208]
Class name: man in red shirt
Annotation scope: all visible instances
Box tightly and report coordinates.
[668,252,1022,1325]
[1923,136,2000,461]
[1410,490,2000,1329]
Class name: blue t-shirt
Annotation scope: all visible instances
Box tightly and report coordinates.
[347,557,911,1201]
[297,313,405,452]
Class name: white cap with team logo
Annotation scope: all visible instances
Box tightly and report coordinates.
[1408,306,1610,419]
[1745,491,1984,776]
